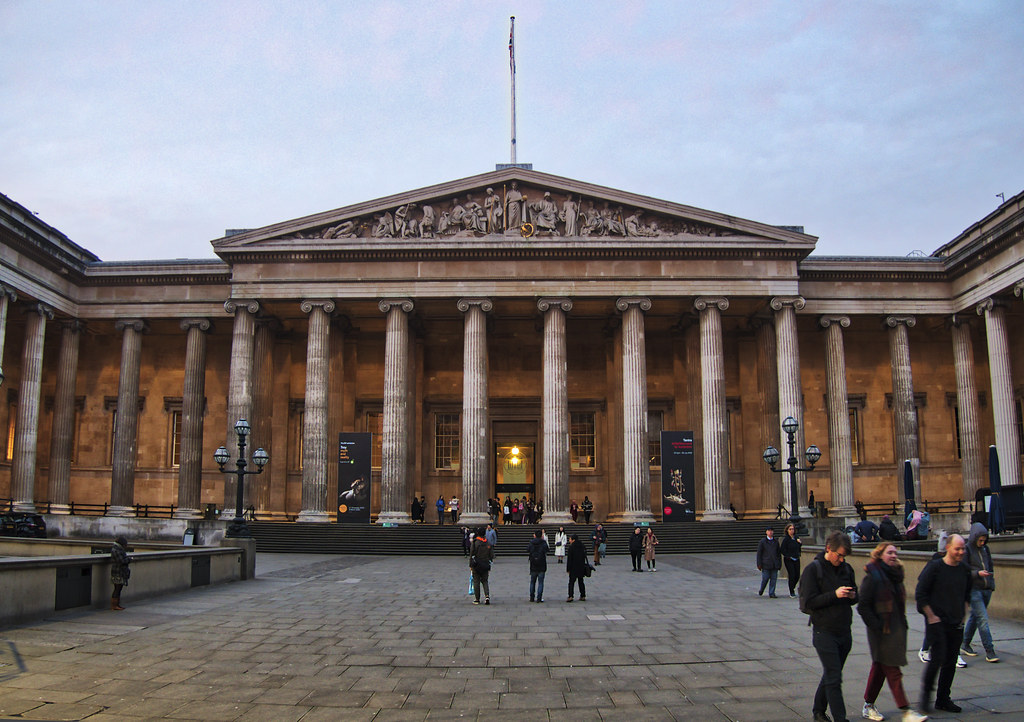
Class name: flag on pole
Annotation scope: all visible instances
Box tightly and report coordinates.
[509,16,515,75]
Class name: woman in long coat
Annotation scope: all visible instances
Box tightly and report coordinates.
[554,527,567,564]
[110,535,130,610]
[643,527,659,571]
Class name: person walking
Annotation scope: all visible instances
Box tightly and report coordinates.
[756,526,782,598]
[527,529,549,602]
[781,523,803,598]
[800,530,857,722]
[554,527,567,564]
[591,523,607,566]
[485,522,497,551]
[566,534,588,602]
[436,495,445,525]
[857,543,928,722]
[915,533,971,714]
[582,496,594,524]
[643,527,658,571]
[461,526,472,556]
[469,526,494,605]
[961,522,999,663]
[628,526,644,572]
[449,495,460,524]
[110,535,131,611]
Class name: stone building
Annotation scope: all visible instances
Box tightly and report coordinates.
[1,169,1022,524]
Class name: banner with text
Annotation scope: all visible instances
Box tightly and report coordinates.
[337,433,372,523]
[661,431,696,522]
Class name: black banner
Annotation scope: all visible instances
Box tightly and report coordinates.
[337,433,371,523]
[661,431,695,522]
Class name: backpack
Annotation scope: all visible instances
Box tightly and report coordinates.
[529,542,545,566]
[798,558,822,615]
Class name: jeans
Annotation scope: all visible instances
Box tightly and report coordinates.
[962,588,994,652]
[812,628,852,722]
[759,568,778,596]
[921,621,962,707]
[530,571,545,601]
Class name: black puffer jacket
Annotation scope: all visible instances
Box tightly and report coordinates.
[800,551,858,634]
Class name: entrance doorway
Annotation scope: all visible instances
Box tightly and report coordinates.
[495,442,535,521]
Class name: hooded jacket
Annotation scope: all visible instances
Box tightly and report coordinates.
[965,521,995,591]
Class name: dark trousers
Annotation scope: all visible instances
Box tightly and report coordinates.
[921,621,962,707]
[630,550,643,570]
[784,557,800,595]
[568,573,586,599]
[812,628,852,722]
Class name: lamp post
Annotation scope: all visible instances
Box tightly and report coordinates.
[214,418,269,538]
[762,416,821,537]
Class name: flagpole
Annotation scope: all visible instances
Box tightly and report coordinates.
[509,16,517,165]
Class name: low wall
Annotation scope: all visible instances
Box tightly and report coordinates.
[43,515,230,545]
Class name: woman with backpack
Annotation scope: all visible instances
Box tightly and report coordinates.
[469,526,494,605]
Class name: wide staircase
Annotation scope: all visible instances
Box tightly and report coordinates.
[249,519,782,556]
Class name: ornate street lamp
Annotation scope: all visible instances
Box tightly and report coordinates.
[762,416,821,537]
[214,418,269,538]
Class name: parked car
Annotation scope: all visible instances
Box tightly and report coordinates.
[0,513,17,536]
[8,513,47,538]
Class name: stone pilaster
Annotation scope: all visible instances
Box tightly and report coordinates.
[378,298,415,525]
[539,298,573,525]
[174,318,211,519]
[109,318,147,516]
[820,316,855,516]
[616,297,656,522]
[222,300,259,517]
[886,315,919,502]
[772,297,810,516]
[977,299,1021,489]
[47,320,84,513]
[753,318,781,513]
[950,316,983,499]
[297,300,334,523]
[458,298,493,527]
[10,303,53,512]
[695,297,732,521]
[0,284,17,385]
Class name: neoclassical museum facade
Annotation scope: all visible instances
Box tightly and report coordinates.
[1,168,1022,526]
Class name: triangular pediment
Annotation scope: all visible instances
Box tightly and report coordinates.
[212,168,816,255]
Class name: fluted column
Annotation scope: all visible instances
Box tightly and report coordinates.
[820,316,855,516]
[47,320,84,513]
[10,303,53,512]
[458,298,492,526]
[754,318,781,513]
[539,298,573,525]
[0,284,16,385]
[616,297,656,522]
[297,300,334,522]
[684,323,705,513]
[251,318,276,516]
[222,300,259,517]
[174,319,211,519]
[773,297,810,516]
[378,298,415,525]
[950,316,983,499]
[978,299,1021,488]
[695,297,732,521]
[109,318,147,515]
[886,315,919,502]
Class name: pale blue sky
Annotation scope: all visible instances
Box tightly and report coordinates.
[2,1,1022,261]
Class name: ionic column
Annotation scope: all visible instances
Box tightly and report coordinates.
[222,300,259,517]
[886,315,919,502]
[0,284,17,385]
[10,303,53,512]
[753,318,781,512]
[820,316,855,516]
[297,300,334,522]
[251,318,276,516]
[616,297,656,522]
[772,296,810,516]
[174,319,211,519]
[378,298,415,525]
[458,298,492,527]
[47,320,84,513]
[977,299,1021,488]
[695,297,732,521]
[950,316,983,499]
[109,319,147,515]
[539,298,573,525]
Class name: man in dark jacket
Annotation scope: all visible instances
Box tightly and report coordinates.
[800,531,857,722]
[878,515,901,541]
[961,522,998,661]
[756,527,782,597]
[591,523,607,566]
[527,529,549,602]
[566,534,588,602]
[470,527,494,605]
[915,533,971,713]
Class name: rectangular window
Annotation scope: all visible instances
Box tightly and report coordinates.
[1016,399,1024,456]
[849,407,861,465]
[5,403,15,461]
[366,411,383,470]
[726,398,741,470]
[570,412,596,470]
[434,413,460,470]
[169,409,182,468]
[647,410,663,467]
[109,409,117,466]
[289,401,304,471]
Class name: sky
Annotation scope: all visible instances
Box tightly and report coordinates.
[2,1,1022,262]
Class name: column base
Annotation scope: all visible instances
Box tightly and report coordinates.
[173,508,203,520]
[540,511,573,525]
[47,503,72,515]
[607,510,657,524]
[295,510,330,523]
[829,505,857,518]
[12,500,37,513]
[456,512,492,528]
[106,505,136,518]
[700,509,736,522]
[376,511,413,525]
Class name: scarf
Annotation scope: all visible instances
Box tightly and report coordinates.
[865,559,905,634]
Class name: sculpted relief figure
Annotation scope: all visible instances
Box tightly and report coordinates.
[463,196,486,233]
[484,187,503,233]
[529,191,560,235]
[373,211,395,238]
[395,203,418,239]
[580,201,603,236]
[320,219,362,238]
[505,182,524,230]
[625,209,659,237]
[560,194,579,236]
[419,204,435,238]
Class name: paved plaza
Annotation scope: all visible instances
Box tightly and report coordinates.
[1,550,1021,721]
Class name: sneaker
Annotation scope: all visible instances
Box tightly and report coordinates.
[652,567,657,572]
[862,702,885,721]
[537,598,543,603]
[579,596,586,601]
[985,651,1000,663]
[956,655,967,668]
[961,643,977,656]
[934,699,961,713]
[473,600,480,605]
[566,596,574,603]
[813,712,833,722]
[901,709,928,722]
[485,598,490,605]
[529,597,534,603]
[918,649,930,664]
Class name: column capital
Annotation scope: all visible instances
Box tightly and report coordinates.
[885,315,916,329]
[770,296,805,311]
[694,296,728,312]
[976,297,1006,316]
[818,315,850,329]
[60,319,86,333]
[458,298,493,313]
[948,313,973,329]
[224,299,259,315]
[378,298,414,314]
[0,284,17,303]
[537,297,573,313]
[301,299,336,315]
[115,318,148,334]
[616,297,652,312]
[22,302,55,321]
[180,318,212,333]
[1015,281,1024,299]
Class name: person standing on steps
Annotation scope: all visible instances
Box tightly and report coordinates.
[591,523,607,566]
[554,526,567,564]
[527,529,549,602]
[629,526,645,572]
[643,526,659,571]
[566,533,588,602]
[449,495,460,524]
[756,526,782,598]
[436,495,445,525]
[781,523,803,598]
[470,526,494,605]
[110,536,131,611]
[582,496,594,524]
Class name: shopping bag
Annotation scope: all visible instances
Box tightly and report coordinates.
[468,570,475,595]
